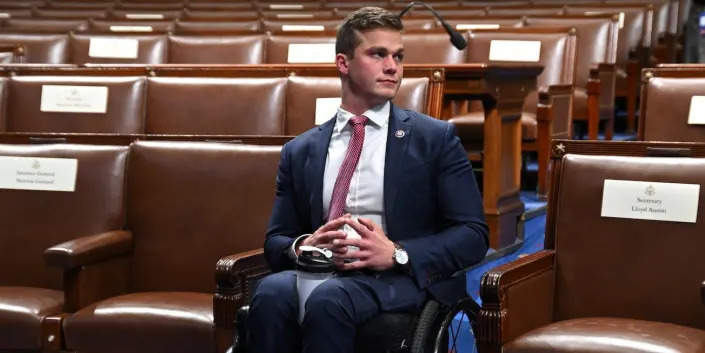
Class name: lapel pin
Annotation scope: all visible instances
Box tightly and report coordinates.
[395,130,405,138]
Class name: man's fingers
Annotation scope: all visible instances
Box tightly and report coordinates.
[333,237,363,248]
[344,218,370,237]
[314,230,347,244]
[318,217,349,232]
[356,217,377,231]
[333,250,368,260]
[339,260,367,271]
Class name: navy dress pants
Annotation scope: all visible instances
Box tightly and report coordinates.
[246,270,427,353]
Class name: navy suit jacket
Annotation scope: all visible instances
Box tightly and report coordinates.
[264,104,489,305]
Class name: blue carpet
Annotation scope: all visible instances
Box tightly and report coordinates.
[450,195,547,352]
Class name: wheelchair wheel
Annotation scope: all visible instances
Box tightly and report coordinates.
[410,298,480,353]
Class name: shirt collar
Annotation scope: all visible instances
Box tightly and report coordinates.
[335,101,390,132]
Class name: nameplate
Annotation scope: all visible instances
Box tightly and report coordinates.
[0,13,10,19]
[125,13,164,20]
[601,179,700,223]
[315,97,341,125]
[40,85,108,114]
[489,40,541,62]
[687,96,705,125]
[276,13,314,19]
[586,11,624,29]
[287,43,336,63]
[456,23,500,30]
[282,24,324,31]
[0,156,78,192]
[89,38,139,59]
[110,25,153,32]
[270,4,303,10]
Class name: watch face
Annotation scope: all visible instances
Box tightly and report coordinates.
[394,249,409,265]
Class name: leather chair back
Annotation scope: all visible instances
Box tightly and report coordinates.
[0,144,128,289]
[565,5,653,66]
[117,2,184,10]
[403,30,467,64]
[33,8,109,19]
[446,16,525,30]
[167,34,266,64]
[6,75,146,133]
[109,9,183,20]
[69,33,167,65]
[285,76,429,135]
[181,9,259,20]
[5,18,89,32]
[0,8,32,17]
[0,33,69,64]
[526,15,619,88]
[261,18,343,32]
[145,76,286,135]
[487,5,565,16]
[125,141,281,293]
[550,153,705,329]
[465,27,577,115]
[639,68,705,142]
[173,19,261,33]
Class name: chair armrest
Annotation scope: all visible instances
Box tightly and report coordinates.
[476,250,556,351]
[537,84,573,138]
[590,63,617,119]
[214,249,271,327]
[44,230,133,268]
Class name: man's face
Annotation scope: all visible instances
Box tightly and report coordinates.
[337,29,404,106]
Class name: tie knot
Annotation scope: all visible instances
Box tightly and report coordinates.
[349,115,369,126]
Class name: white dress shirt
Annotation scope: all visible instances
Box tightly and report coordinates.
[322,101,390,234]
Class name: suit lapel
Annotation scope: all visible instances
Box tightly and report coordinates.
[384,105,412,223]
[307,116,335,230]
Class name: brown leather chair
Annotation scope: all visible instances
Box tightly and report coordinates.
[445,15,525,30]
[285,72,435,135]
[60,140,282,353]
[486,5,565,16]
[477,141,705,353]
[116,2,185,11]
[0,33,69,64]
[145,76,286,134]
[109,9,183,20]
[0,143,129,352]
[187,2,255,11]
[261,18,345,32]
[5,75,147,134]
[88,19,175,33]
[69,33,167,65]
[526,14,620,140]
[46,1,115,10]
[0,44,24,64]
[0,8,33,17]
[402,30,468,64]
[565,4,655,133]
[265,32,337,64]
[638,66,705,142]
[32,8,109,19]
[167,34,266,64]
[4,18,89,32]
[173,19,262,33]
[447,27,577,199]
[181,9,260,20]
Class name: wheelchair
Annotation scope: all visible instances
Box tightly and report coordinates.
[229,293,480,353]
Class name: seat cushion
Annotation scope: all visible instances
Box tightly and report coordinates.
[448,112,538,142]
[504,317,705,353]
[0,286,63,350]
[63,292,215,353]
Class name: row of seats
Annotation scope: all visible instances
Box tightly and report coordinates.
[0,140,282,353]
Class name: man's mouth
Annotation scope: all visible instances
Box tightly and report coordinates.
[378,79,398,84]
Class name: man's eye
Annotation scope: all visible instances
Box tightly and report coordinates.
[371,52,384,58]
[394,54,404,62]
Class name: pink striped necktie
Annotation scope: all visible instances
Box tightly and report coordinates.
[327,115,369,221]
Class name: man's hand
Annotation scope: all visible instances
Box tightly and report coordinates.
[299,215,350,256]
[334,217,396,271]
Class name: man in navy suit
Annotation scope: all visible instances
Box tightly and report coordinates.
[247,7,489,353]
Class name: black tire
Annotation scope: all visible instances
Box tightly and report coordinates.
[410,300,441,353]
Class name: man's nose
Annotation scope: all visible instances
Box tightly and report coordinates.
[383,55,398,73]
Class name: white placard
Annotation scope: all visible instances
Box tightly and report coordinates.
[270,4,303,10]
[109,25,153,32]
[315,97,341,125]
[700,15,705,27]
[489,40,541,62]
[276,13,314,19]
[0,156,78,192]
[287,43,336,63]
[282,24,325,31]
[601,179,700,223]
[688,96,705,125]
[586,11,624,29]
[456,23,500,30]
[89,38,139,59]
[125,13,164,19]
[0,13,10,19]
[40,85,108,114]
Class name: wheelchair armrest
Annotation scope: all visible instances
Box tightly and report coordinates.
[229,305,250,353]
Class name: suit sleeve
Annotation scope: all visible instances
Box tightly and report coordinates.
[264,143,303,272]
[398,123,489,289]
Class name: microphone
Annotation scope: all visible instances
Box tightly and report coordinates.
[398,1,467,50]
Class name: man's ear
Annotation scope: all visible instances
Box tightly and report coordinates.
[335,53,349,76]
